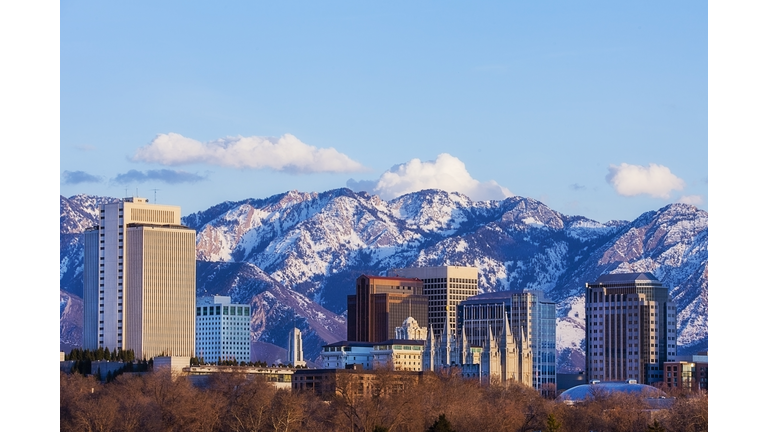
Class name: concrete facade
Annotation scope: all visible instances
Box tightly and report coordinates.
[84,197,196,360]
[288,327,306,367]
[387,266,479,338]
[585,273,678,385]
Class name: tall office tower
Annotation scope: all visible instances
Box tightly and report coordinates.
[347,275,428,342]
[288,327,306,367]
[457,290,554,393]
[387,266,478,338]
[585,273,677,385]
[196,296,251,363]
[83,197,196,360]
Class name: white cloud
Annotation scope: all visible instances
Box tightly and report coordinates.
[347,153,513,201]
[606,163,685,198]
[132,133,367,173]
[678,195,704,205]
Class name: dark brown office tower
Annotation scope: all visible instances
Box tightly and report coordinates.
[347,275,428,342]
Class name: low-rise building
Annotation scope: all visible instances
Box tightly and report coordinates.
[292,367,422,398]
[184,365,294,389]
[663,352,708,391]
[321,339,425,371]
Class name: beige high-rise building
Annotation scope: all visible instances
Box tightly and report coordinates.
[585,273,677,385]
[386,266,478,338]
[84,197,196,360]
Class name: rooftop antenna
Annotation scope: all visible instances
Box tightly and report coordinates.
[135,188,138,198]
[125,188,128,198]
[152,188,160,203]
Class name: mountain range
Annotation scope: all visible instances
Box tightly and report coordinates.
[60,188,708,371]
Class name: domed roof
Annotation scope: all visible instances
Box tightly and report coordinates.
[558,381,667,403]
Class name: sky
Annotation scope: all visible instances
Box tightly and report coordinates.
[60,2,707,223]
[3,2,765,425]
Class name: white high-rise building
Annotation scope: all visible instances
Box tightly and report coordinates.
[83,197,196,360]
[288,327,306,367]
[387,266,479,338]
[196,296,251,363]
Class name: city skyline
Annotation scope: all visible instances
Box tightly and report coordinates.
[60,2,707,223]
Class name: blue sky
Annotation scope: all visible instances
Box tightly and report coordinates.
[60,1,707,222]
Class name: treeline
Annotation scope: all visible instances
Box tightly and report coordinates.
[60,370,707,432]
[66,347,136,362]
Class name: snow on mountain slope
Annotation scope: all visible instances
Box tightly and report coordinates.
[60,190,707,370]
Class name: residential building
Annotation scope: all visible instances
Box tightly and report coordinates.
[387,266,479,338]
[585,273,677,385]
[196,296,251,363]
[83,197,196,360]
[288,327,306,367]
[457,290,556,394]
[347,275,428,342]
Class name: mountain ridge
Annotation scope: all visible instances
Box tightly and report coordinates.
[60,188,708,369]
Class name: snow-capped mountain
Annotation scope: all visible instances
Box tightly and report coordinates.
[59,189,708,369]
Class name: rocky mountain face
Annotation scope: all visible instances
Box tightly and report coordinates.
[59,189,708,370]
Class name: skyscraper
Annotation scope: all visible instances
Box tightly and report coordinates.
[387,266,478,338]
[347,275,428,342]
[83,197,196,360]
[585,273,677,385]
[457,290,556,395]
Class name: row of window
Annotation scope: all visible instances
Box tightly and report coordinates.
[196,305,249,316]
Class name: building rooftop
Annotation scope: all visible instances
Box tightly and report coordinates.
[558,381,668,403]
[360,275,422,282]
[462,290,553,303]
[323,339,425,348]
[594,272,660,284]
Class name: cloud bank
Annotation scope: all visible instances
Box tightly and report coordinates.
[62,170,102,184]
[112,169,207,184]
[606,163,685,198]
[347,153,513,201]
[133,133,367,174]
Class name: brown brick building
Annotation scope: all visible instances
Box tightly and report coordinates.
[347,275,428,342]
[663,352,708,391]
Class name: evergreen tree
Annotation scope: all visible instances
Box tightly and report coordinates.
[647,420,666,432]
[545,413,562,432]
[427,414,455,432]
